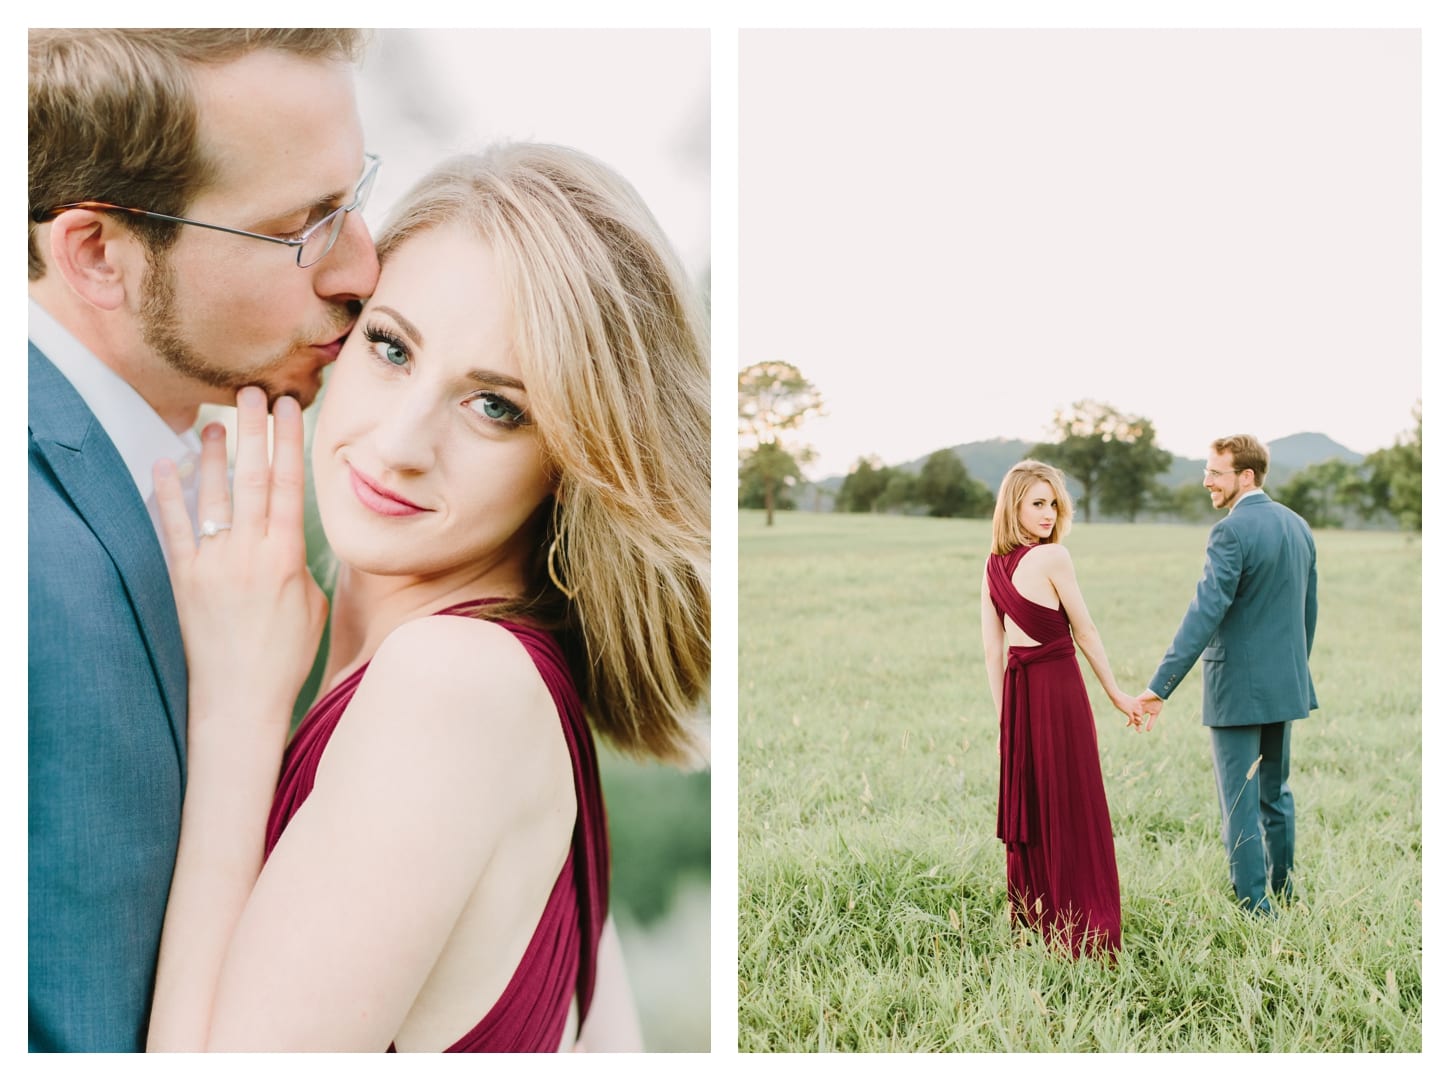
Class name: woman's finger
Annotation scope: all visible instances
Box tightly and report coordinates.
[267,396,306,555]
[195,422,232,542]
[153,458,196,567]
[230,386,271,537]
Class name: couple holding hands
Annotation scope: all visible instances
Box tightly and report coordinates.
[981,439,1317,955]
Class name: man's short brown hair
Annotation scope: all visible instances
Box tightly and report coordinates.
[28,29,365,281]
[1211,434,1270,486]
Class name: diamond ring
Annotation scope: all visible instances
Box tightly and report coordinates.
[200,519,233,538]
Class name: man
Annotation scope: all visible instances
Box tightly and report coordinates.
[1136,434,1317,914]
[29,29,379,1051]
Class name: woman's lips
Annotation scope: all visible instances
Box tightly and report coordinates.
[349,465,428,517]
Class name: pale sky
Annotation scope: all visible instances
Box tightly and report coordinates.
[740,29,1422,478]
[354,29,709,282]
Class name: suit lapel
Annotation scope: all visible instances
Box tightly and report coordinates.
[29,345,188,783]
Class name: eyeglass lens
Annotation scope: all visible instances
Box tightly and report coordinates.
[298,158,379,268]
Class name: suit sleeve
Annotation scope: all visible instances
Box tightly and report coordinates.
[1148,522,1243,700]
[1304,531,1317,657]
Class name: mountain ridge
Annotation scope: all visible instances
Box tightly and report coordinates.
[797,432,1364,512]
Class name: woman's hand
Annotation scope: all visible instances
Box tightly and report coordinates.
[1110,689,1145,730]
[154,387,328,727]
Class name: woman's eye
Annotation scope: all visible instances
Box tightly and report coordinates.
[370,338,409,367]
[469,393,525,425]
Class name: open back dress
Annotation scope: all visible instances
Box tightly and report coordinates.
[987,544,1120,956]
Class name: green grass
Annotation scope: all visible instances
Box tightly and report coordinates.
[737,511,1421,1052]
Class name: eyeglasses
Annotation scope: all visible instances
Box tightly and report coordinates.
[1203,468,1242,479]
[33,153,380,269]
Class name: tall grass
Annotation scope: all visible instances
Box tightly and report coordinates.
[738,511,1421,1051]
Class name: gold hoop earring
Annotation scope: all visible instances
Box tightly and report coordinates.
[547,537,577,600]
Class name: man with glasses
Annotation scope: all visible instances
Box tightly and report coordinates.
[28,29,379,1051]
[1133,435,1318,916]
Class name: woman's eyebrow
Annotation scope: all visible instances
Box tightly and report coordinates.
[465,368,526,391]
[371,305,425,346]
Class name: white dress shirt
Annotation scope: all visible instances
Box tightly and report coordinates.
[29,296,202,553]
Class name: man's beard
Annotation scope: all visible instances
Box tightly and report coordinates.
[139,250,348,407]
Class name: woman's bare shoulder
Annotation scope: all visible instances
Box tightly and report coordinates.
[1018,542,1073,571]
[345,615,571,809]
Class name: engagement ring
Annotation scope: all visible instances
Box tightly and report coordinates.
[200,519,233,538]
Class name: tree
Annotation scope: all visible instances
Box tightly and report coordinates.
[1151,480,1217,523]
[1276,459,1360,528]
[738,443,802,512]
[1098,428,1173,522]
[880,471,918,512]
[837,456,892,513]
[1361,403,1422,531]
[917,449,994,518]
[738,361,824,525]
[1030,401,1172,522]
[738,441,805,514]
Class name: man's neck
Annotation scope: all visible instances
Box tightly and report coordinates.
[29,281,202,434]
[1229,486,1265,510]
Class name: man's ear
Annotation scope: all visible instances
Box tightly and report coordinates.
[45,210,143,312]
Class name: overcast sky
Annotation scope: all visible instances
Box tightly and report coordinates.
[355,29,709,282]
[740,29,1421,477]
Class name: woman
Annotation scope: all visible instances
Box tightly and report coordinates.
[980,460,1136,956]
[145,144,710,1050]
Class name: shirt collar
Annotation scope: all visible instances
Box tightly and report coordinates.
[1230,488,1269,513]
[29,296,200,504]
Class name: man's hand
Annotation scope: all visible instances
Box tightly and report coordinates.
[1135,692,1165,732]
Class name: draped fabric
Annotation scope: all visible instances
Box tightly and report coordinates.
[997,637,1076,845]
[987,545,1121,956]
[263,601,609,1051]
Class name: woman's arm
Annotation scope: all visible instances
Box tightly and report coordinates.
[1041,546,1143,727]
[148,389,327,1049]
[203,618,567,1049]
[980,561,1006,719]
[153,615,566,1049]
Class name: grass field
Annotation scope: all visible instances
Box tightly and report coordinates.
[737,510,1422,1052]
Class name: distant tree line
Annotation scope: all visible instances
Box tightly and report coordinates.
[1274,403,1421,530]
[740,366,1421,533]
[835,450,995,517]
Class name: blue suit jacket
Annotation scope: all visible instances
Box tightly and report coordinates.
[29,343,188,1051]
[1148,490,1317,727]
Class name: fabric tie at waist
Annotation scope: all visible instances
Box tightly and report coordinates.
[997,637,1078,846]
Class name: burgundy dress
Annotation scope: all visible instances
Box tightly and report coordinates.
[263,602,609,1051]
[987,544,1121,955]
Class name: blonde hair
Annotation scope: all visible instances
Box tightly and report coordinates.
[377,144,710,763]
[29,29,364,280]
[991,460,1073,554]
[1211,434,1269,486]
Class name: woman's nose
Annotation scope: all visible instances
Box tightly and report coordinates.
[369,388,439,474]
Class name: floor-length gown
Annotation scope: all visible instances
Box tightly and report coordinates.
[263,601,609,1051]
[987,544,1121,955]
